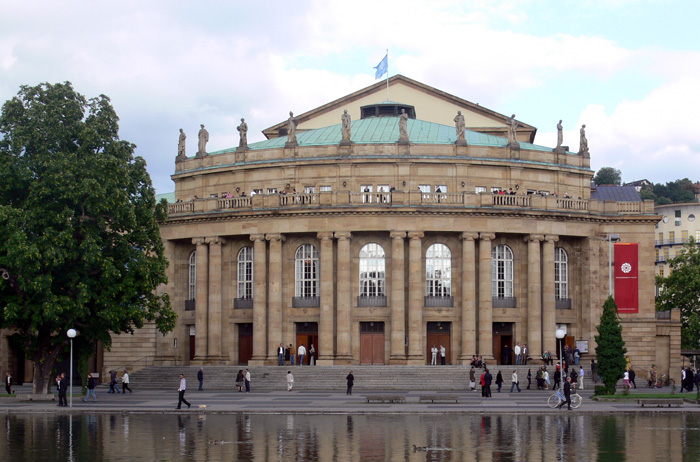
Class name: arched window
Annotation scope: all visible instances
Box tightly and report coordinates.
[554,247,569,299]
[295,244,319,298]
[188,251,196,300]
[492,244,513,298]
[426,243,451,297]
[237,246,254,299]
[359,243,386,297]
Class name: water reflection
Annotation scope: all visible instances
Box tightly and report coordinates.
[1,413,698,461]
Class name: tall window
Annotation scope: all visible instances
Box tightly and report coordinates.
[554,247,569,299]
[237,246,254,299]
[295,244,319,297]
[492,245,513,298]
[359,243,386,297]
[426,243,451,297]
[188,251,196,300]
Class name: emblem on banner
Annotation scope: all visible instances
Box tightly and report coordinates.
[621,263,632,273]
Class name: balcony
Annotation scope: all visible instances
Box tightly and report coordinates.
[234,298,254,309]
[424,295,454,307]
[184,299,195,311]
[292,296,320,308]
[492,297,517,308]
[655,238,689,247]
[357,295,387,307]
[555,298,572,310]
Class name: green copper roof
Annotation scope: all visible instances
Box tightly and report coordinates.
[156,191,175,203]
[208,117,569,155]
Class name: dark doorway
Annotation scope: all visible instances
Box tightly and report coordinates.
[8,335,26,385]
[189,326,195,361]
[295,322,318,365]
[360,322,385,364]
[492,322,514,365]
[238,323,253,365]
[427,322,451,365]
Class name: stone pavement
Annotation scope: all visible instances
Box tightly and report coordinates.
[1,384,698,415]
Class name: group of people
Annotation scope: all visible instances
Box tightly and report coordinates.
[430,345,447,365]
[234,369,251,392]
[107,369,131,394]
[530,363,584,391]
[277,343,316,366]
[680,366,699,393]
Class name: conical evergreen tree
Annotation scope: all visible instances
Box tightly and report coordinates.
[594,296,627,394]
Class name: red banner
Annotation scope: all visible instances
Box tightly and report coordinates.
[614,243,638,313]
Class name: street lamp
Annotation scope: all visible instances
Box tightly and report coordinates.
[605,234,621,297]
[67,328,77,408]
[555,328,566,368]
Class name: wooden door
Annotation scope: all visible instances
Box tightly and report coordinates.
[427,333,451,364]
[238,323,253,365]
[360,333,385,364]
[295,334,318,364]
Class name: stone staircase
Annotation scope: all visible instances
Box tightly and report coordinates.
[129,364,592,391]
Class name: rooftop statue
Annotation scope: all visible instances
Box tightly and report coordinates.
[197,124,209,158]
[237,118,248,148]
[177,128,186,160]
[454,111,466,145]
[287,111,298,145]
[579,124,589,156]
[398,108,408,142]
[341,110,351,142]
[556,120,563,149]
[507,114,519,146]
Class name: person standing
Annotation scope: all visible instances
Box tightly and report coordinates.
[510,370,521,393]
[197,367,204,391]
[122,370,132,394]
[236,370,244,392]
[83,373,97,402]
[578,366,585,390]
[278,343,285,366]
[591,359,597,383]
[480,370,487,397]
[110,370,121,394]
[483,369,492,397]
[58,372,68,407]
[553,366,561,390]
[514,343,521,365]
[346,371,354,395]
[495,371,504,392]
[469,366,477,392]
[628,367,636,389]
[245,369,251,392]
[527,369,532,389]
[285,345,291,365]
[439,345,446,365]
[558,377,572,410]
[309,344,316,365]
[286,371,294,391]
[522,344,528,365]
[5,371,13,395]
[298,344,306,366]
[290,344,296,365]
[177,373,191,409]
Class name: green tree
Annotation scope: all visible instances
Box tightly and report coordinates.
[656,237,700,349]
[594,296,627,394]
[0,82,176,394]
[593,167,622,186]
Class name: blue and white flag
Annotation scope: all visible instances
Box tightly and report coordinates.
[374,54,388,79]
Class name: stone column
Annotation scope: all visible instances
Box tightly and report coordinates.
[478,233,495,359]
[526,234,544,357]
[317,232,335,364]
[542,235,558,357]
[192,238,209,362]
[156,240,176,364]
[460,232,479,363]
[389,232,407,364]
[335,232,352,363]
[248,234,267,365]
[266,234,285,362]
[206,236,226,361]
[406,232,424,364]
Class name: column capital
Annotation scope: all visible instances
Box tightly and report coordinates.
[250,234,266,243]
[479,232,496,241]
[205,236,226,245]
[317,232,334,240]
[460,232,480,241]
[334,231,352,241]
[544,234,559,244]
[390,231,407,240]
[265,233,286,242]
[192,237,207,246]
[524,234,545,243]
[407,231,424,240]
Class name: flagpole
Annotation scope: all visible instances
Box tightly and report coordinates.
[385,49,389,102]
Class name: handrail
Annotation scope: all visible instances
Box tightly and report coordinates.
[109,355,155,372]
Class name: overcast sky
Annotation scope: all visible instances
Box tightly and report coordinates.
[2,0,699,193]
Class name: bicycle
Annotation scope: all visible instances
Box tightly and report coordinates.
[547,388,582,409]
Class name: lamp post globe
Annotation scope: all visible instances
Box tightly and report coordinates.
[67,329,77,407]
[555,329,566,367]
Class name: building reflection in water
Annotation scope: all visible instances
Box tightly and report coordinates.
[0,413,698,461]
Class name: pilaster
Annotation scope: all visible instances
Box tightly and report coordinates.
[542,235,558,356]
[389,231,407,364]
[317,232,335,364]
[192,237,209,362]
[266,234,285,362]
[478,233,495,359]
[206,236,226,362]
[335,232,352,363]
[407,232,424,364]
[460,232,479,363]
[526,234,544,356]
[248,234,267,365]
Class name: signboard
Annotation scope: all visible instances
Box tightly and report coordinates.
[575,340,589,354]
[614,242,639,313]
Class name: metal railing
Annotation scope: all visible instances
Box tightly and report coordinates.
[234,298,253,309]
[292,296,320,308]
[655,310,672,320]
[555,298,572,309]
[492,297,517,308]
[357,295,387,307]
[184,299,195,311]
[424,295,454,307]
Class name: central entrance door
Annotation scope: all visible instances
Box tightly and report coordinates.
[295,322,318,365]
[492,322,514,365]
[238,323,253,365]
[427,322,451,364]
[360,322,385,364]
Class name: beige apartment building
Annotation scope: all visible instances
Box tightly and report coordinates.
[654,203,700,282]
[55,76,681,382]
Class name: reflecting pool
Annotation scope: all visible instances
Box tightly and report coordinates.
[2,413,699,461]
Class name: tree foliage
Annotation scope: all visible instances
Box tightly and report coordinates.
[593,167,622,186]
[594,296,627,395]
[0,82,175,393]
[656,237,700,349]
[639,178,698,205]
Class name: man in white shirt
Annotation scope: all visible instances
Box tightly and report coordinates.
[578,366,585,389]
[439,345,446,365]
[298,344,306,365]
[431,345,438,365]
[522,344,528,365]
[244,368,251,392]
[177,374,191,409]
[514,343,522,365]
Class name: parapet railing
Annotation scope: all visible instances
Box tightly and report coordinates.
[168,191,655,216]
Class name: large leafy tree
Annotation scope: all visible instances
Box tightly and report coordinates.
[0,82,176,393]
[594,296,627,394]
[593,167,622,186]
[641,178,698,205]
[656,237,700,349]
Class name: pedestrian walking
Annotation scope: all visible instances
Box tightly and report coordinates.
[510,370,521,392]
[496,371,504,392]
[5,371,13,395]
[197,367,204,391]
[483,369,492,397]
[629,367,636,388]
[346,371,354,395]
[578,366,585,390]
[286,371,294,391]
[121,370,132,394]
[83,373,97,402]
[591,359,597,383]
[177,373,191,409]
[297,344,306,365]
[558,377,572,410]
[109,370,121,394]
[527,369,532,389]
[245,369,251,392]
